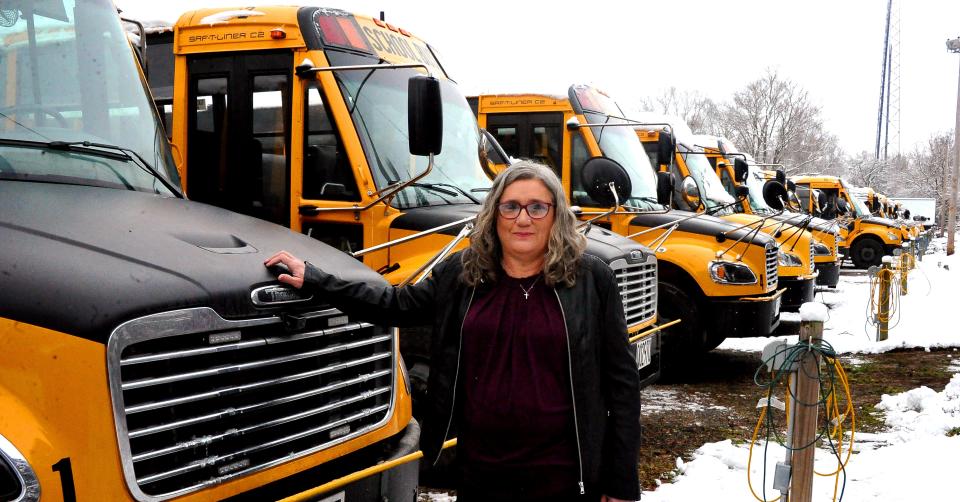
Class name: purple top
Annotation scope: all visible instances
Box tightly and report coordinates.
[458,273,579,498]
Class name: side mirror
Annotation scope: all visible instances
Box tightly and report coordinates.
[408,75,443,156]
[657,131,676,168]
[837,198,850,214]
[680,175,702,210]
[656,171,675,206]
[735,185,750,199]
[786,180,796,192]
[582,157,632,207]
[775,169,786,185]
[871,198,880,213]
[761,180,787,211]
[733,158,748,183]
[904,209,911,219]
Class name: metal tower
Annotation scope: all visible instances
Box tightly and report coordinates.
[875,0,901,160]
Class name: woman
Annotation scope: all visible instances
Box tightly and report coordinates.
[265,161,640,502]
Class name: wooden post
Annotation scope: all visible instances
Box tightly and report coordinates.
[899,252,909,296]
[789,308,824,502]
[877,259,893,341]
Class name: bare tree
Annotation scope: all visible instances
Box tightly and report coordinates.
[639,86,720,134]
[897,131,955,226]
[717,69,835,173]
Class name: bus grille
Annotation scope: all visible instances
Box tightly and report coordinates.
[107,307,395,501]
[766,244,779,290]
[610,254,658,327]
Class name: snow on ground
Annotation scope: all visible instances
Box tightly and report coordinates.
[643,234,960,501]
[642,373,960,501]
[642,388,730,413]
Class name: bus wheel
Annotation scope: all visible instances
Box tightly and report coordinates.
[657,281,707,365]
[851,238,883,269]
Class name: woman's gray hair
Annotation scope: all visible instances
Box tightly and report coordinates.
[461,160,586,287]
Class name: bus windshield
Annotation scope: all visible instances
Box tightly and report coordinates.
[571,86,659,209]
[680,145,735,213]
[745,166,776,214]
[0,0,178,194]
[328,51,490,209]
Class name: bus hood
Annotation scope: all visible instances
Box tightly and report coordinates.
[630,210,777,248]
[0,182,388,343]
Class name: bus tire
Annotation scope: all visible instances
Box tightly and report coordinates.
[657,281,708,365]
[851,237,884,269]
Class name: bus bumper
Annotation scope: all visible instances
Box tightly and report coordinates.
[705,288,784,339]
[780,276,816,311]
[224,418,421,502]
[815,262,840,288]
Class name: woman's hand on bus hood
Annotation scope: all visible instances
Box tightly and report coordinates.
[264,250,306,289]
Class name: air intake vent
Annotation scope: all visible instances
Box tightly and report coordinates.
[610,254,658,327]
[766,244,779,290]
[108,307,395,501]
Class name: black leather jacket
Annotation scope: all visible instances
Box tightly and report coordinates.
[303,252,641,500]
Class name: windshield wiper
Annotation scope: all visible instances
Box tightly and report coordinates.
[413,182,482,204]
[47,140,183,198]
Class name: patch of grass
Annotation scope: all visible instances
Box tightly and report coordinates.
[947,427,960,437]
[855,404,887,432]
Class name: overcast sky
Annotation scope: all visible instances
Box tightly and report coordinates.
[116,0,960,156]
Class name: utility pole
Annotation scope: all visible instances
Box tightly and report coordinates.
[947,37,960,255]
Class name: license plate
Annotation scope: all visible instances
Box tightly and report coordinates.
[635,336,653,370]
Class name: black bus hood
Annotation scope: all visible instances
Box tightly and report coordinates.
[0,182,388,343]
[629,210,777,248]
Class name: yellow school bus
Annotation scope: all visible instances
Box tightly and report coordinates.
[1,1,419,501]
[473,87,785,356]
[151,7,662,392]
[679,133,841,291]
[634,125,828,304]
[792,175,910,268]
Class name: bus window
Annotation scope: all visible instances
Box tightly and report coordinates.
[490,125,518,158]
[250,74,290,225]
[303,82,359,201]
[189,76,229,209]
[570,132,595,206]
[531,124,561,174]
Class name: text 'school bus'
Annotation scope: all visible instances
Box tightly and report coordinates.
[146,6,663,409]
[472,87,785,359]
[1,1,418,501]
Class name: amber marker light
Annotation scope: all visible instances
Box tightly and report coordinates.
[270,27,286,40]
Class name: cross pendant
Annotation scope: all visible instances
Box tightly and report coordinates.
[523,292,529,299]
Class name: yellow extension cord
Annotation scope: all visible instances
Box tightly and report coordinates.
[747,358,855,502]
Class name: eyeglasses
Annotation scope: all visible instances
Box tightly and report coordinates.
[497,201,553,219]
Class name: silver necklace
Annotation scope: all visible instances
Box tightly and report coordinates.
[519,275,540,300]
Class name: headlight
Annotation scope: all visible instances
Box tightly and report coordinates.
[778,251,803,267]
[887,232,897,241]
[709,261,758,285]
[813,242,831,256]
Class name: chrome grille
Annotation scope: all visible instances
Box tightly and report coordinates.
[107,307,395,501]
[610,254,658,327]
[765,244,779,289]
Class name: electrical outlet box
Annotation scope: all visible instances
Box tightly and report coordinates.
[773,462,792,493]
[762,340,797,372]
